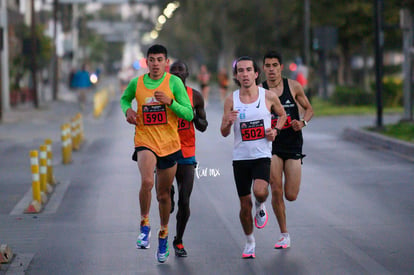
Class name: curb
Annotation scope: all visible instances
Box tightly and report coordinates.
[343,127,414,161]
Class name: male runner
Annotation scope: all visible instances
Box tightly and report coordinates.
[169,60,208,257]
[120,44,193,263]
[262,50,314,249]
[220,56,286,258]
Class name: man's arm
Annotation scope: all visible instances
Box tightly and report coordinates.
[289,79,314,131]
[220,94,238,137]
[169,76,194,121]
[120,78,139,125]
[192,88,208,132]
[120,77,138,115]
[266,90,287,132]
[153,75,194,121]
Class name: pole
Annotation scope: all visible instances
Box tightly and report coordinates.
[31,0,39,108]
[52,0,59,101]
[304,0,311,66]
[374,0,384,128]
[400,9,413,121]
[1,0,10,118]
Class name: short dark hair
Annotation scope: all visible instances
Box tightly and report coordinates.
[233,56,260,86]
[263,50,283,65]
[170,60,188,72]
[147,44,168,58]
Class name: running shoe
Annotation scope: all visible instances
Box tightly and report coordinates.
[254,203,268,229]
[274,234,290,249]
[156,234,169,263]
[170,185,175,214]
[136,225,151,249]
[242,242,255,259]
[173,237,187,257]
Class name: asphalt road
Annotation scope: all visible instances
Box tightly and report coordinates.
[0,82,413,275]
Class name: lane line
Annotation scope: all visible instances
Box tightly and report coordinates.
[9,180,70,215]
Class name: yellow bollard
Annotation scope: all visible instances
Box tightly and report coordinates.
[25,150,42,213]
[77,113,84,144]
[30,150,41,203]
[44,139,56,185]
[71,117,79,151]
[39,145,51,198]
[61,123,72,164]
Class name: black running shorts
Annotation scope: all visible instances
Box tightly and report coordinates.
[132,147,182,169]
[232,158,271,197]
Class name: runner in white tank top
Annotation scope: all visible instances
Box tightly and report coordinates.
[233,87,272,160]
[220,56,287,259]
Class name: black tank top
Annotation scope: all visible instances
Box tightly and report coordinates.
[262,78,303,153]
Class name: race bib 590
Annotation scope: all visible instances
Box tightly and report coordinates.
[142,104,167,125]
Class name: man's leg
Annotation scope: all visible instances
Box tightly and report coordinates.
[239,194,253,236]
[270,155,286,233]
[137,150,157,219]
[252,179,269,204]
[283,159,302,201]
[175,164,194,241]
[239,194,256,258]
[252,179,269,229]
[136,150,157,249]
[156,164,177,227]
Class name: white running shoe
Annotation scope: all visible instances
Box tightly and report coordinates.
[274,234,290,249]
[254,203,268,229]
[242,242,256,258]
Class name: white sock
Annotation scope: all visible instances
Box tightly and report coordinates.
[281,232,289,238]
[255,200,262,213]
[246,233,255,244]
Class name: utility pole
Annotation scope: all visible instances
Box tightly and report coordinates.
[304,0,311,67]
[31,0,38,107]
[52,0,59,101]
[1,0,10,120]
[400,9,413,121]
[374,0,384,128]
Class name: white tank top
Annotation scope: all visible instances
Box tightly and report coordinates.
[233,87,272,160]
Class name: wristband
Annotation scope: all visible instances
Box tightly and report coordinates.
[275,127,281,135]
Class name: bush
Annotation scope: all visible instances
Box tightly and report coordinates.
[330,85,374,106]
[370,77,403,107]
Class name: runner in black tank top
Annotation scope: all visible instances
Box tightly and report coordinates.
[262,79,303,157]
[262,50,314,250]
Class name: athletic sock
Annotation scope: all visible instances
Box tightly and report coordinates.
[140,215,149,227]
[246,233,255,244]
[159,225,168,238]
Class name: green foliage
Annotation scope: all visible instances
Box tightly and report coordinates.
[9,23,52,91]
[330,85,374,106]
[367,121,414,143]
[370,77,403,107]
[312,96,402,116]
[14,23,52,69]
[382,77,403,107]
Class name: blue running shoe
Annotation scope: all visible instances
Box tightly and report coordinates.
[156,234,169,263]
[136,225,151,249]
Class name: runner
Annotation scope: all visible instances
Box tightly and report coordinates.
[261,50,314,249]
[120,44,193,263]
[220,56,286,258]
[169,60,208,257]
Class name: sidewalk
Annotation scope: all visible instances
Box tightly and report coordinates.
[0,76,116,216]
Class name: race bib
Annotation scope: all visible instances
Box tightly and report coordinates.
[240,119,265,141]
[271,114,291,129]
[178,118,190,131]
[142,104,167,125]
